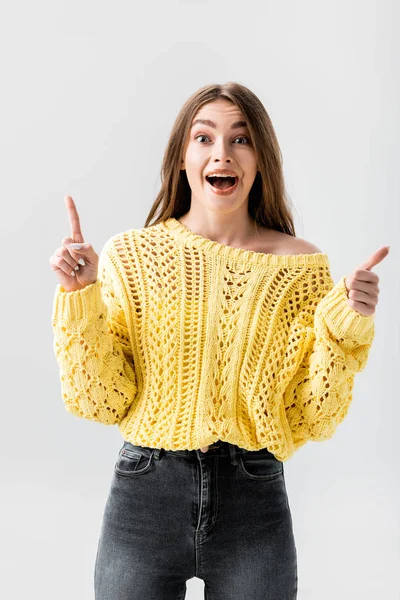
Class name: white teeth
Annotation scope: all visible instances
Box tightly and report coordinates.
[206,173,237,178]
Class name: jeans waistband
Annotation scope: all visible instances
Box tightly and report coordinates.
[122,440,249,466]
[158,441,243,465]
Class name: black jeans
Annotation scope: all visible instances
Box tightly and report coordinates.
[94,440,298,599]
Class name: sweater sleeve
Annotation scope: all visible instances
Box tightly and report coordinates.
[282,267,375,445]
[51,237,138,425]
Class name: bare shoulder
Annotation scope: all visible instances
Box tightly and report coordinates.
[288,235,322,255]
[257,228,323,255]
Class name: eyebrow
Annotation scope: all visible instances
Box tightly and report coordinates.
[191,118,248,129]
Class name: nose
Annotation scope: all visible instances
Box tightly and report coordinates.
[211,137,233,163]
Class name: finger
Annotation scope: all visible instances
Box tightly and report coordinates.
[348,288,378,304]
[50,255,78,277]
[347,298,376,316]
[358,246,390,271]
[64,195,84,244]
[61,238,91,257]
[348,278,380,294]
[56,247,80,270]
[348,270,379,284]
[61,239,89,271]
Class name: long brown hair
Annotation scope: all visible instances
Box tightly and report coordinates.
[144,81,296,236]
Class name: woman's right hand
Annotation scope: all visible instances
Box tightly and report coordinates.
[49,195,99,292]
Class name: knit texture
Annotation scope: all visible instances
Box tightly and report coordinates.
[52,217,375,461]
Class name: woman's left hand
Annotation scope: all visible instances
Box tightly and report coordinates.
[344,245,390,316]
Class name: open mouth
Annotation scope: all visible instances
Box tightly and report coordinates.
[205,175,239,191]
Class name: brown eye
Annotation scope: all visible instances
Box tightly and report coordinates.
[195,134,210,143]
[234,136,250,144]
[195,134,250,144]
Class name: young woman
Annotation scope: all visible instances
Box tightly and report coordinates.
[50,82,383,600]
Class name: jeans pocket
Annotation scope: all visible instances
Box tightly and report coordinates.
[114,443,156,477]
[238,449,284,481]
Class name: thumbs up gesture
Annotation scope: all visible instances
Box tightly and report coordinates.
[49,196,99,292]
[344,246,390,316]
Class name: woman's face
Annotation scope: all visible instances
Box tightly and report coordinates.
[181,99,259,214]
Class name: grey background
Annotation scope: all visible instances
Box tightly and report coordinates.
[1,0,399,598]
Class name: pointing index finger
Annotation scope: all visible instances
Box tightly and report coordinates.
[64,195,84,243]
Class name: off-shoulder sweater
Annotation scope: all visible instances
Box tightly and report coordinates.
[51,217,375,461]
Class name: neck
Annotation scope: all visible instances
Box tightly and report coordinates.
[177,210,262,248]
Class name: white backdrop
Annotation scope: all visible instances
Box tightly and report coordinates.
[1,0,399,598]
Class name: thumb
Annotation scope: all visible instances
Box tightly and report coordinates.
[62,236,91,257]
[357,245,390,271]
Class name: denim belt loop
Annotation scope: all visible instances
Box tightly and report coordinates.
[228,443,238,466]
[153,448,163,460]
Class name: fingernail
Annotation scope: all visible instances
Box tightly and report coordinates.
[70,270,75,276]
[78,258,86,266]
[74,265,79,271]
[69,243,82,250]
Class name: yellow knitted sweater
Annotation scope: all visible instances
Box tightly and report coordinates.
[52,217,375,461]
